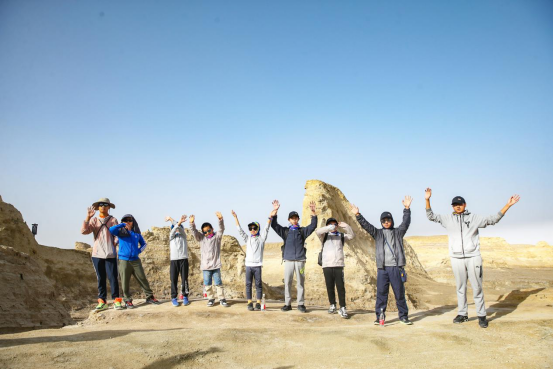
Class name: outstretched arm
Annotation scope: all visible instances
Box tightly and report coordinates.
[478,194,521,228]
[350,203,377,237]
[216,212,225,236]
[301,201,318,238]
[398,196,412,233]
[189,215,203,241]
[500,195,520,215]
[233,210,249,243]
[260,213,272,242]
[424,188,443,225]
[270,200,287,240]
[81,206,98,235]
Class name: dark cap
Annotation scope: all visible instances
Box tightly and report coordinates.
[380,212,393,221]
[326,217,338,226]
[451,196,466,205]
[288,211,300,219]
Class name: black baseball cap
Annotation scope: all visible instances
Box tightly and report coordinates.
[451,196,466,205]
[326,217,338,226]
[380,212,393,221]
[288,211,300,219]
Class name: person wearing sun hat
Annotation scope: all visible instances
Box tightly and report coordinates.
[81,197,123,311]
[231,210,272,311]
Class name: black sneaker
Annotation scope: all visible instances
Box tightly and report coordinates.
[207,299,215,307]
[297,305,307,313]
[146,297,161,305]
[254,303,261,311]
[453,315,469,324]
[478,316,488,328]
[374,318,380,325]
[247,302,254,311]
[400,317,413,325]
[281,305,292,312]
[220,299,230,308]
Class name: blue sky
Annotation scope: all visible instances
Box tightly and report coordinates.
[1,0,552,248]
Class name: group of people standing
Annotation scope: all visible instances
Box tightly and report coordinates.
[81,189,520,328]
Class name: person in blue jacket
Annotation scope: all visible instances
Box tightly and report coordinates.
[109,214,161,308]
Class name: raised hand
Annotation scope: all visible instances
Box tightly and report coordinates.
[165,216,173,223]
[86,206,96,221]
[215,211,223,220]
[179,215,187,224]
[231,210,237,218]
[338,222,347,228]
[402,195,413,209]
[507,194,520,207]
[189,215,195,224]
[425,188,432,200]
[309,201,316,214]
[272,200,280,211]
[350,203,360,216]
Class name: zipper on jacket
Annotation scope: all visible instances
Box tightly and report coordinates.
[459,214,465,257]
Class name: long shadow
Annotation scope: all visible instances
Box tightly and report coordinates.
[488,288,545,321]
[141,347,222,369]
[0,328,183,348]
[386,304,457,324]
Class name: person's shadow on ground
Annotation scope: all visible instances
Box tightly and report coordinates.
[488,288,545,321]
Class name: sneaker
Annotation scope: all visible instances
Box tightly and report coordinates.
[113,298,125,310]
[328,304,337,314]
[247,302,254,311]
[478,316,488,328]
[374,318,380,325]
[297,305,307,313]
[453,315,469,324]
[182,297,190,306]
[254,303,261,311]
[146,297,161,305]
[125,300,135,309]
[207,299,215,307]
[400,317,413,325]
[338,307,349,319]
[179,294,184,301]
[171,298,179,307]
[95,299,107,311]
[281,305,292,312]
[220,299,230,308]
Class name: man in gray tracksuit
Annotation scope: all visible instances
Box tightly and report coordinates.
[425,188,520,328]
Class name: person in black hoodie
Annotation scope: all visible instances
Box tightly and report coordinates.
[270,199,317,313]
[351,196,413,325]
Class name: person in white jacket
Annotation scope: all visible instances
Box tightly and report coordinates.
[232,210,272,311]
[316,218,354,319]
[166,215,190,307]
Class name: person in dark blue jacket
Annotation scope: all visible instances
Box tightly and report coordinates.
[109,214,161,308]
[270,200,317,313]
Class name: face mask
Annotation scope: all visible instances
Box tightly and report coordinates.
[206,233,215,239]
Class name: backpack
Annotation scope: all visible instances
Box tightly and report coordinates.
[280,227,305,263]
[318,232,345,266]
[93,216,113,240]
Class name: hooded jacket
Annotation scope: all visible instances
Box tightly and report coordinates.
[355,208,411,268]
[169,221,189,260]
[238,220,271,267]
[315,223,355,268]
[109,222,147,261]
[190,218,224,270]
[271,214,318,261]
[426,208,503,258]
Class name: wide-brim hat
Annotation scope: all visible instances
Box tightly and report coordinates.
[92,197,116,210]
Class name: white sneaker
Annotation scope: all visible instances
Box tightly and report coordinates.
[338,307,349,319]
[207,299,215,307]
[328,304,337,314]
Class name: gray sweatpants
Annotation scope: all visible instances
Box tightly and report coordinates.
[451,256,486,317]
[284,260,306,306]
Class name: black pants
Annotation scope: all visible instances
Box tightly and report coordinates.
[92,257,119,301]
[376,266,408,319]
[170,259,189,299]
[246,266,263,300]
[323,267,346,307]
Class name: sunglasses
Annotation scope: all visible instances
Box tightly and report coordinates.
[98,203,109,207]
[248,226,259,231]
[122,219,133,223]
[381,219,392,224]
[202,229,213,234]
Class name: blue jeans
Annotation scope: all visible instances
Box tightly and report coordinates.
[203,269,223,286]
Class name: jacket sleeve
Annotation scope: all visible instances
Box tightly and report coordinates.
[190,222,203,242]
[81,218,98,235]
[476,212,504,228]
[426,208,445,227]
[315,225,333,242]
[169,222,179,240]
[356,214,377,238]
[217,218,225,238]
[109,223,126,237]
[237,225,249,243]
[110,217,119,246]
[260,219,271,242]
[271,215,288,241]
[301,215,318,239]
[342,223,355,241]
[138,235,147,253]
[397,208,411,235]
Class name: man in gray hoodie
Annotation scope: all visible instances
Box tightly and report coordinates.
[425,188,520,328]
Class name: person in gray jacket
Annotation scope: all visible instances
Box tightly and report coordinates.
[425,188,520,328]
[316,218,354,319]
[351,196,414,325]
[166,215,190,307]
[231,210,271,311]
[190,212,230,308]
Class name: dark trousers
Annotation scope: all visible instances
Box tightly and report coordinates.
[92,257,119,301]
[323,267,346,307]
[246,266,263,300]
[376,266,408,319]
[170,259,189,299]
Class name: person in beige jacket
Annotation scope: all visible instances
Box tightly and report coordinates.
[190,212,230,308]
[80,197,123,311]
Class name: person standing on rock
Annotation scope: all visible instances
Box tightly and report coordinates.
[81,198,123,311]
[270,200,318,313]
[351,196,414,325]
[109,214,161,308]
[231,210,271,311]
[167,215,190,307]
[425,188,520,328]
[190,212,230,308]
[315,218,355,319]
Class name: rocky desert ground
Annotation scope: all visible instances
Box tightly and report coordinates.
[1,181,552,369]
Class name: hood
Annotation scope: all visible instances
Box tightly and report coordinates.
[120,214,142,235]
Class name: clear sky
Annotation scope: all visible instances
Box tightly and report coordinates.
[1,0,552,249]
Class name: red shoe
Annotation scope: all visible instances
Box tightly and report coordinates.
[146,296,161,305]
[179,294,184,301]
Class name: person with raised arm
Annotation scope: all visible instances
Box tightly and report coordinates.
[189,212,230,308]
[351,196,413,325]
[425,188,520,328]
[231,209,271,311]
[167,215,190,307]
[270,200,318,313]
